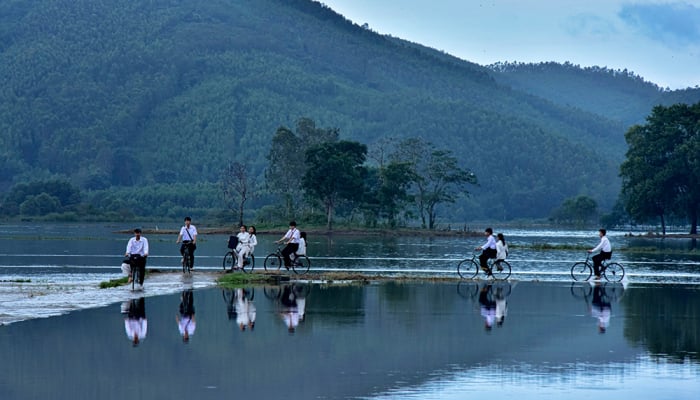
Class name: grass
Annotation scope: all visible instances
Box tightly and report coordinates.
[99,277,129,288]
[0,278,32,283]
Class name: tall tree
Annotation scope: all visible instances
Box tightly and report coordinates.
[302,140,367,230]
[265,127,303,219]
[391,138,477,229]
[620,103,700,235]
[221,161,254,226]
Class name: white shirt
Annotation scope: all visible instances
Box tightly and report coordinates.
[248,234,257,253]
[180,225,197,242]
[296,238,306,255]
[591,235,611,253]
[236,231,251,246]
[126,236,149,256]
[284,228,300,244]
[481,234,496,250]
[125,318,147,341]
[496,240,508,260]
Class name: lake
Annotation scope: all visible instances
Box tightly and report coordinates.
[1,223,699,399]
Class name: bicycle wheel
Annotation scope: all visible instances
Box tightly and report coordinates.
[292,255,310,274]
[223,251,235,271]
[222,288,235,305]
[264,286,281,300]
[570,282,592,299]
[570,262,592,281]
[457,259,478,279]
[603,263,625,282]
[490,260,511,280]
[187,250,194,273]
[456,280,479,300]
[264,254,282,271]
[241,255,255,273]
[293,283,311,298]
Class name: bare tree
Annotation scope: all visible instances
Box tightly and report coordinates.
[222,161,254,226]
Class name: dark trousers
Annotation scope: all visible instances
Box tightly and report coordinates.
[592,251,612,277]
[129,254,147,285]
[180,241,196,265]
[479,248,497,269]
[281,243,299,267]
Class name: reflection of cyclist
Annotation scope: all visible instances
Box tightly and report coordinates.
[176,290,196,342]
[235,288,256,331]
[478,284,496,330]
[275,221,300,269]
[177,217,198,270]
[590,285,611,333]
[123,297,147,346]
[588,229,612,280]
[474,228,497,272]
[124,228,149,288]
[277,284,308,333]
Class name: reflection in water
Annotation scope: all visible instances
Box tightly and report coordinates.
[265,283,309,333]
[176,289,196,342]
[122,297,147,346]
[235,288,256,331]
[478,283,511,329]
[591,284,612,333]
[222,288,256,330]
[1,282,699,400]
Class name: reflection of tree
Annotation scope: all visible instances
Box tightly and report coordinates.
[623,287,700,361]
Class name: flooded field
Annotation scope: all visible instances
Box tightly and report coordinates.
[1,223,699,399]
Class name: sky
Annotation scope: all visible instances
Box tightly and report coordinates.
[319,0,700,89]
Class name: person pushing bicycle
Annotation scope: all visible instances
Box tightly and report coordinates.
[588,228,612,280]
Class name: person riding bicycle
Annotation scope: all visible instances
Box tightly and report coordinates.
[275,221,300,269]
[291,231,307,263]
[124,228,149,288]
[588,228,612,280]
[176,216,198,270]
[495,233,508,272]
[234,224,254,270]
[475,228,497,273]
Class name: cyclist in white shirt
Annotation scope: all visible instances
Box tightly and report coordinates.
[276,221,300,269]
[125,228,149,287]
[176,216,198,269]
[588,228,612,280]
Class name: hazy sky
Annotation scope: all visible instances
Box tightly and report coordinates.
[320,0,700,89]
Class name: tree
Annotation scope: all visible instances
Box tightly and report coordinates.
[550,195,598,226]
[620,103,700,235]
[221,161,254,227]
[391,138,477,229]
[265,127,304,219]
[302,140,368,230]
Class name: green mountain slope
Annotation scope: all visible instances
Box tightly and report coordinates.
[489,61,700,127]
[0,0,637,220]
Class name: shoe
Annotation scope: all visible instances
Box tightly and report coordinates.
[593,275,602,280]
[497,265,503,272]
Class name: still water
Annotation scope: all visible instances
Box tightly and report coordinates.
[1,223,699,399]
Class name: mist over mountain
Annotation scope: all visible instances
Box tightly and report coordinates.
[2,0,697,221]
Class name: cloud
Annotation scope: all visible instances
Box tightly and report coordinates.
[563,13,618,38]
[618,2,700,48]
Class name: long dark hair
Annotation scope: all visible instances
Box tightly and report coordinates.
[497,233,506,245]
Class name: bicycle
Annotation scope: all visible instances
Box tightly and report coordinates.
[264,246,310,274]
[222,250,255,272]
[128,254,146,291]
[457,251,511,280]
[263,283,311,303]
[181,241,194,275]
[570,253,624,282]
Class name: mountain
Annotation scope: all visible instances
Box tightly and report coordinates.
[488,61,700,127]
[2,0,692,221]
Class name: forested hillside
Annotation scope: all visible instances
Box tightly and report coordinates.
[1,0,678,222]
[489,62,700,127]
